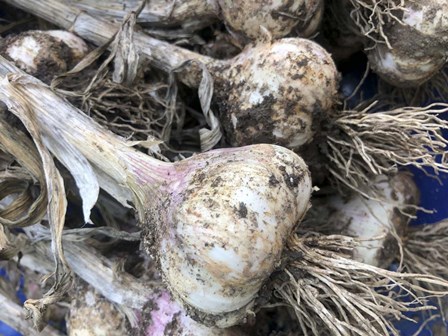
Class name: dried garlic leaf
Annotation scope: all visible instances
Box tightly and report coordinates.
[112,8,140,86]
[0,110,48,226]
[42,131,99,224]
[171,60,222,151]
[0,281,63,336]
[0,224,26,260]
[0,73,72,331]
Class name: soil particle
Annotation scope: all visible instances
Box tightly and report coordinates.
[269,174,280,186]
[237,202,248,218]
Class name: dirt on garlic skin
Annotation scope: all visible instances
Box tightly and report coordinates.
[0,30,87,84]
[218,0,324,41]
[367,0,448,87]
[140,145,312,328]
[215,38,339,150]
[379,172,420,267]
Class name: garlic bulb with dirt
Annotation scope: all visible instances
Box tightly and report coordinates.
[0,30,88,83]
[69,0,324,40]
[345,0,448,87]
[213,37,339,148]
[308,173,419,268]
[2,0,339,150]
[0,60,312,327]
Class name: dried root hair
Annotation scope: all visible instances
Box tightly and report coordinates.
[404,220,448,282]
[273,231,448,336]
[326,101,448,197]
[50,35,182,153]
[50,8,217,155]
[345,0,407,49]
[401,220,448,315]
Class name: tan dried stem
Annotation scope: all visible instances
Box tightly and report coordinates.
[346,0,406,49]
[274,231,448,336]
[326,102,448,196]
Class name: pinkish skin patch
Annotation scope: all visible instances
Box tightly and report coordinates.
[145,291,182,336]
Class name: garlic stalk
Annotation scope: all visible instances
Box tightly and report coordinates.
[67,0,324,40]
[0,59,312,327]
[2,0,340,150]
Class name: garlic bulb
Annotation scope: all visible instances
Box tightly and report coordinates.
[0,64,312,327]
[213,38,339,149]
[365,0,448,87]
[319,173,419,268]
[149,145,311,327]
[0,30,88,83]
[217,0,324,40]
[70,0,324,40]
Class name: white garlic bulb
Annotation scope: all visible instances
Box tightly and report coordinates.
[367,0,448,87]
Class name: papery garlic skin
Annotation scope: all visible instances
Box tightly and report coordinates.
[142,144,312,327]
[325,173,419,268]
[0,30,88,83]
[218,0,324,40]
[367,0,448,87]
[216,38,339,149]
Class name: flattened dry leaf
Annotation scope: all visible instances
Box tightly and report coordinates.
[171,60,222,151]
[42,130,99,224]
[0,110,48,226]
[0,74,72,331]
[112,8,141,86]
